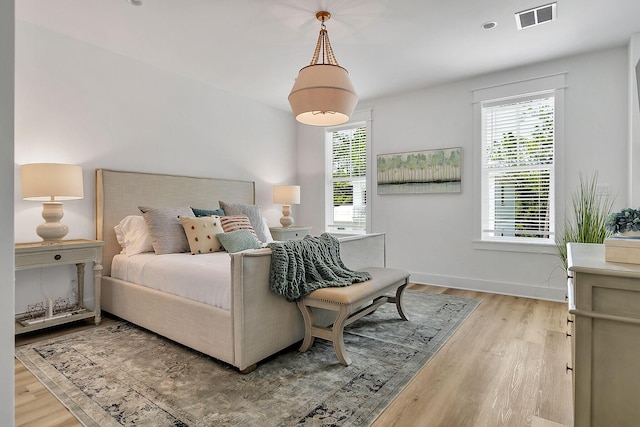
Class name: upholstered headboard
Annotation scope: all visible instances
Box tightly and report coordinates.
[95,169,255,276]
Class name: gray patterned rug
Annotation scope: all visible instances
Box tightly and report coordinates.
[15,289,479,426]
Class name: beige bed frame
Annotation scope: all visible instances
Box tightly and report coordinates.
[95,169,387,372]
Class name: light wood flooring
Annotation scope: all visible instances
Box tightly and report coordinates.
[15,285,573,427]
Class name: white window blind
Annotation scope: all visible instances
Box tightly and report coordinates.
[329,125,367,233]
[481,92,555,242]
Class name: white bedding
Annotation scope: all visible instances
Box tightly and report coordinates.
[111,252,233,310]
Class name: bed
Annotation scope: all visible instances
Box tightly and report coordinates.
[95,169,387,372]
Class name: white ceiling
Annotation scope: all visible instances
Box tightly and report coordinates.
[15,0,640,112]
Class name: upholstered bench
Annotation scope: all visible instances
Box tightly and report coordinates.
[296,266,410,366]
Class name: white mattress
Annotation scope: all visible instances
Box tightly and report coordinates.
[111,252,232,310]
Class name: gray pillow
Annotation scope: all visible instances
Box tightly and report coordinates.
[219,201,270,243]
[217,230,261,253]
[139,206,194,254]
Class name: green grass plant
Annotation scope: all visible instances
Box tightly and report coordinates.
[556,173,614,270]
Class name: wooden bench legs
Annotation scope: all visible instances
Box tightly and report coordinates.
[297,278,409,366]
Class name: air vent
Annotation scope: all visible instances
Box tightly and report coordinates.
[515,3,556,30]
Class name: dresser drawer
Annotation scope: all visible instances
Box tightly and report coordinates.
[15,247,99,270]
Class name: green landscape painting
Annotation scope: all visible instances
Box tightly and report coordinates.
[377,147,461,194]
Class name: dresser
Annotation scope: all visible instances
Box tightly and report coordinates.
[15,239,104,334]
[567,243,640,427]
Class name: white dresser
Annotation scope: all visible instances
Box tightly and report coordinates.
[567,243,640,427]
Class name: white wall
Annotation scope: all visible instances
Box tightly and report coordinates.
[298,47,630,301]
[14,20,297,313]
[1,2,15,424]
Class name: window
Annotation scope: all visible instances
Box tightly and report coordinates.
[326,124,367,233]
[481,92,555,243]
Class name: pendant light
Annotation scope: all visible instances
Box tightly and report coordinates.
[288,11,357,126]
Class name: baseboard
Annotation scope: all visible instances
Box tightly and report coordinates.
[409,271,567,302]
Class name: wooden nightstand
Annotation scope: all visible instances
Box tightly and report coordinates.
[269,226,312,241]
[15,239,104,335]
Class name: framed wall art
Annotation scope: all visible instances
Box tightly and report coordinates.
[377,147,461,194]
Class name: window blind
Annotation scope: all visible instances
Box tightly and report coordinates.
[481,93,555,241]
[329,125,367,232]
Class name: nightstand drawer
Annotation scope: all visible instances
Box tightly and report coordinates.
[16,247,99,269]
[269,226,312,241]
[15,240,103,270]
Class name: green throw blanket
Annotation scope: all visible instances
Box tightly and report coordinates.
[267,233,372,302]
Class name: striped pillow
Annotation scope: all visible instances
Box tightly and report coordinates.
[220,214,259,241]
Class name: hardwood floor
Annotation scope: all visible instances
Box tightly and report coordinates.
[372,286,573,427]
[15,285,573,427]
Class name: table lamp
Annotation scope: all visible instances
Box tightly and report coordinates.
[273,185,300,228]
[21,163,84,242]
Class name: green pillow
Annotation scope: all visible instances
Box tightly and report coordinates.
[217,230,261,253]
[191,207,225,217]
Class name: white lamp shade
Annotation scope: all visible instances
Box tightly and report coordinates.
[273,185,301,205]
[288,64,357,126]
[21,163,84,201]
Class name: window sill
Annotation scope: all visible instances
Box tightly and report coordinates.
[473,239,558,254]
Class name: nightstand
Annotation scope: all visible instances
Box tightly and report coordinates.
[15,239,104,335]
[269,226,312,241]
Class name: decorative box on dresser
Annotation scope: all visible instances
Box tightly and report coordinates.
[567,242,640,427]
[269,226,311,241]
[14,239,104,334]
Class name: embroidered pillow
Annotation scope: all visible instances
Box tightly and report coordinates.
[191,207,225,217]
[217,229,261,253]
[139,206,194,254]
[219,201,270,243]
[219,214,259,240]
[180,216,225,254]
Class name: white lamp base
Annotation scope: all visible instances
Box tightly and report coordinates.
[280,204,294,228]
[37,202,69,241]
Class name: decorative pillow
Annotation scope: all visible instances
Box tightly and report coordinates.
[114,215,154,256]
[191,207,225,217]
[139,206,194,254]
[219,201,270,243]
[217,230,261,253]
[180,216,225,254]
[219,214,259,240]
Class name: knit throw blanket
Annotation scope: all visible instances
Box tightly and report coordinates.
[267,233,372,302]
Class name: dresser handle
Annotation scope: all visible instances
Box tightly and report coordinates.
[54,254,62,260]
[566,363,573,373]
[567,317,574,324]
[566,332,572,338]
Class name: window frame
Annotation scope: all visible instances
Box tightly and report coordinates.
[472,74,565,253]
[324,111,372,235]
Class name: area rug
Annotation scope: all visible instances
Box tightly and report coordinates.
[15,289,479,427]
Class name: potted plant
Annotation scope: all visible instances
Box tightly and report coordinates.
[556,173,614,270]
[605,208,640,236]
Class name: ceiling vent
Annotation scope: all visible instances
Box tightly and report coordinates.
[515,3,556,30]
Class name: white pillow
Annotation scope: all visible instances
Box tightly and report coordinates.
[260,216,273,243]
[114,215,154,256]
